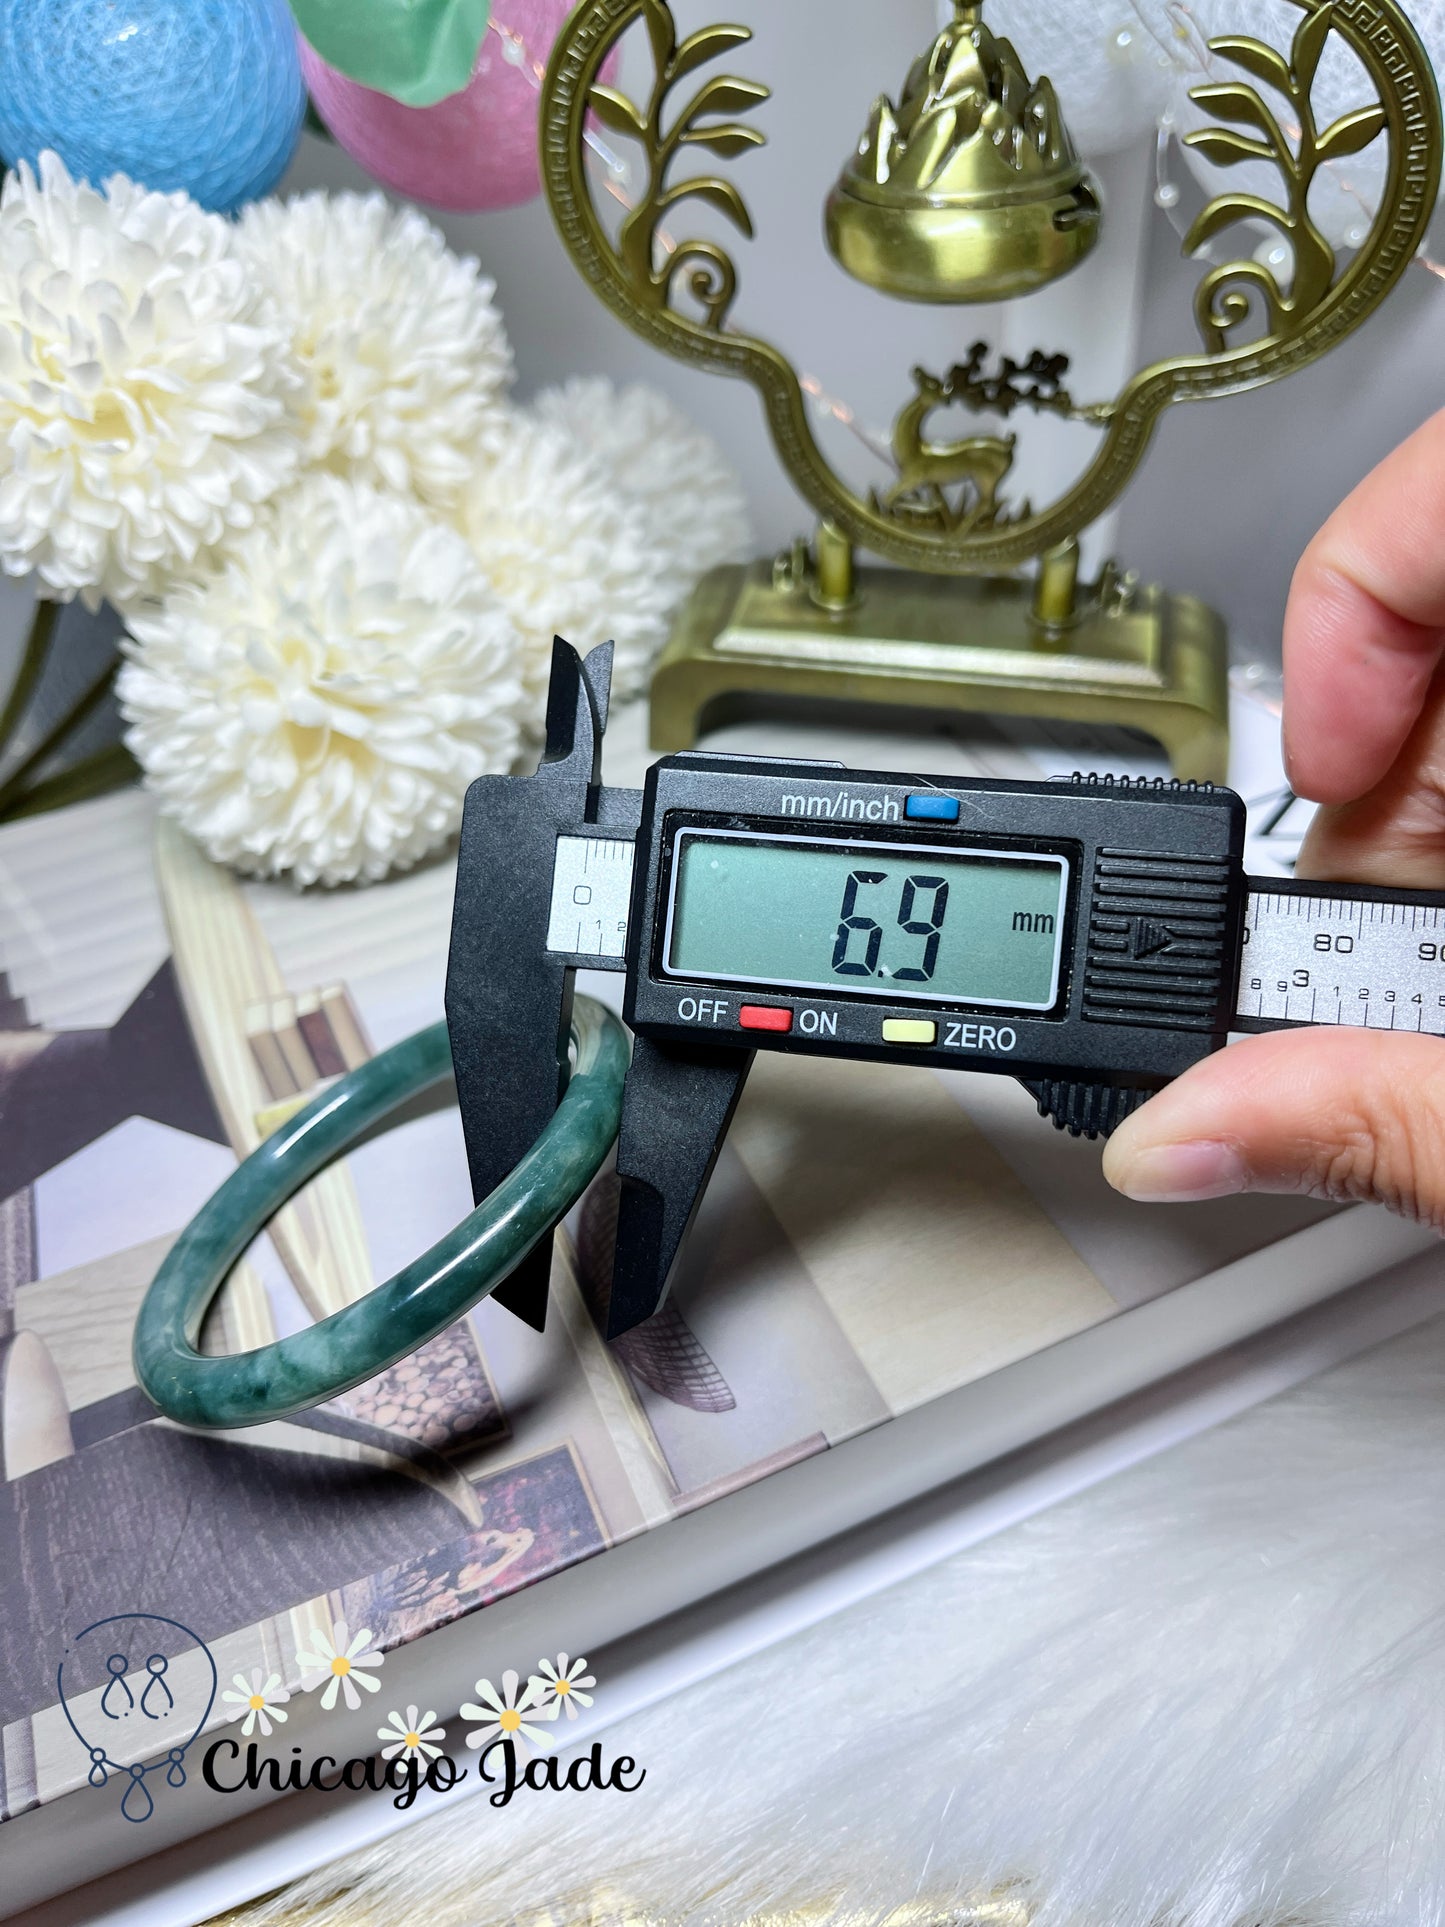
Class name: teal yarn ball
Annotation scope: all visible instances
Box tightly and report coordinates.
[0,0,306,213]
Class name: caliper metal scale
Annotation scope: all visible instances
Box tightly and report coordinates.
[446,643,1445,1341]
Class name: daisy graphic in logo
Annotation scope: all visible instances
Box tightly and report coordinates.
[219,1668,290,1738]
[377,1707,447,1763]
[460,1670,557,1753]
[295,1620,385,1712]
[529,1653,596,1721]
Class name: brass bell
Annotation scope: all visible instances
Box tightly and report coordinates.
[826,0,1102,304]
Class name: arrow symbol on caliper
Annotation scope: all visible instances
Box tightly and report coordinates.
[1131,918,1175,959]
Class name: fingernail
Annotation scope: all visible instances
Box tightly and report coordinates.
[1109,1139,1247,1203]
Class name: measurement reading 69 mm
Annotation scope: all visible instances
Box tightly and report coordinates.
[664,830,1070,1012]
[829,868,1056,986]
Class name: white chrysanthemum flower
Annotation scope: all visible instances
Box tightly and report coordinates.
[457,417,673,720]
[118,474,525,888]
[0,152,302,609]
[239,191,514,509]
[534,378,752,588]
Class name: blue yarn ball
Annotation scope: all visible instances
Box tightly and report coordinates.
[0,0,306,213]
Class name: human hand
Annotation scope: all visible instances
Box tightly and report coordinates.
[1103,408,1445,1227]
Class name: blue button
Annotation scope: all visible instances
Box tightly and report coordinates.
[905,793,960,823]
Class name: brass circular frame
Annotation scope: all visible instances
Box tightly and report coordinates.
[542,0,1442,573]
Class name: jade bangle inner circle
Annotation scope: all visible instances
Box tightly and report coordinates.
[133,996,630,1431]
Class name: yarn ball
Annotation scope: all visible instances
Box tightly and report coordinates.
[300,0,617,213]
[286,0,492,109]
[0,0,306,214]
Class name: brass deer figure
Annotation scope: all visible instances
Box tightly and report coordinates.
[885,365,1016,531]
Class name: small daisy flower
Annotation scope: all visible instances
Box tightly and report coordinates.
[295,1619,385,1712]
[219,1668,290,1738]
[529,1653,596,1721]
[377,1706,446,1763]
[460,1668,557,1753]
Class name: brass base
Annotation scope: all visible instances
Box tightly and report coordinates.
[649,560,1230,782]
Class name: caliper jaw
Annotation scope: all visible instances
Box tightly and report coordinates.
[445,638,638,1332]
[446,636,749,1341]
[608,1037,754,1339]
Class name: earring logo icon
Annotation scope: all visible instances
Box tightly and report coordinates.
[57,1614,217,1824]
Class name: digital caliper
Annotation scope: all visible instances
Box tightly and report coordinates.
[445,641,1445,1341]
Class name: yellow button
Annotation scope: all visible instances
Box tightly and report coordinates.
[882,1018,937,1047]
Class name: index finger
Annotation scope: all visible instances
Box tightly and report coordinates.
[1283,406,1445,806]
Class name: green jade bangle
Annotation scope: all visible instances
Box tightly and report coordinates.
[134,996,629,1431]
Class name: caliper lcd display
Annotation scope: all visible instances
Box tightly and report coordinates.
[664,828,1070,1011]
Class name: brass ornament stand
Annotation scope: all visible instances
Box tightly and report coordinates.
[541,0,1441,778]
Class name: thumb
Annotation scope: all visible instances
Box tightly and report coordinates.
[1102,1027,1445,1230]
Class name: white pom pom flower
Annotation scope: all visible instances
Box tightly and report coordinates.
[532,378,752,588]
[457,416,674,718]
[0,152,302,609]
[240,192,514,509]
[118,474,525,887]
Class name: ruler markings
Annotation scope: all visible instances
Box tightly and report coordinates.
[545,836,636,961]
[545,851,1445,1033]
[1240,888,1445,1036]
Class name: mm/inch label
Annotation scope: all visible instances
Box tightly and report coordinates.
[1238,890,1445,1035]
[546,836,636,960]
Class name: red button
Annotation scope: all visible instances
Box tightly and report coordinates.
[739,1004,793,1034]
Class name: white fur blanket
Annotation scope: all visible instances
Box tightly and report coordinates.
[226,1306,1445,1927]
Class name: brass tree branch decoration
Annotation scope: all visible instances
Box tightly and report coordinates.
[542,0,1441,577]
[588,2,769,329]
[951,344,1110,425]
[1185,3,1391,350]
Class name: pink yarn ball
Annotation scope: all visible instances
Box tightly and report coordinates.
[300,1,617,214]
